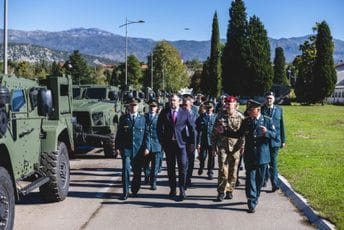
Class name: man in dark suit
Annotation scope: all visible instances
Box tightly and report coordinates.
[261,92,286,192]
[239,100,277,213]
[143,100,162,190]
[157,94,196,201]
[115,98,146,200]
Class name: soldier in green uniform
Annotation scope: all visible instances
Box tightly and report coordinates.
[239,99,277,213]
[115,98,146,200]
[211,96,245,201]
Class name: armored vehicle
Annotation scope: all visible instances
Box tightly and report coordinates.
[72,85,122,158]
[0,75,74,230]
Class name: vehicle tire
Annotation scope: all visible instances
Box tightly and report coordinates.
[39,142,70,202]
[0,167,15,230]
[103,133,116,158]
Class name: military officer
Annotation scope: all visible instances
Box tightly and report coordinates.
[239,99,277,213]
[115,98,146,200]
[261,92,286,192]
[211,96,245,201]
[143,100,162,190]
[196,101,217,179]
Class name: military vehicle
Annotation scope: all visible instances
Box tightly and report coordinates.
[72,85,122,158]
[0,74,74,230]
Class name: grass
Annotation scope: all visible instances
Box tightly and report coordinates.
[278,105,344,229]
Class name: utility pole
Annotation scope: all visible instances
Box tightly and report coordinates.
[119,18,145,90]
[151,52,153,90]
[3,0,8,74]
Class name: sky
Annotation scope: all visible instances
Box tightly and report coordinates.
[4,0,344,41]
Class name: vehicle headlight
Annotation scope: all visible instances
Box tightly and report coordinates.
[92,112,104,125]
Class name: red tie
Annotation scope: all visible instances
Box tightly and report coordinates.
[172,111,177,124]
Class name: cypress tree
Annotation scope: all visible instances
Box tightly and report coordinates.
[200,58,210,94]
[208,11,222,97]
[312,21,337,103]
[273,47,288,85]
[245,15,273,96]
[221,0,248,96]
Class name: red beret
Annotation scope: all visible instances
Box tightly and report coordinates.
[226,96,237,103]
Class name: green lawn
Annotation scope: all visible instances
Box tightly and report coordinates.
[278,105,344,229]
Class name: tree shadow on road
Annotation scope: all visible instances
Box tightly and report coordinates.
[101,199,248,212]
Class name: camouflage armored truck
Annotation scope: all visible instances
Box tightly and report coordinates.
[72,85,122,158]
[0,75,74,230]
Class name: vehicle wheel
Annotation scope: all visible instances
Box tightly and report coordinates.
[0,167,14,230]
[103,133,116,158]
[39,142,70,202]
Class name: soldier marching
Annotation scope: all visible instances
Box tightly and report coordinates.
[114,91,284,213]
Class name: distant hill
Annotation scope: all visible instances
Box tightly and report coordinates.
[3,43,115,65]
[0,28,343,63]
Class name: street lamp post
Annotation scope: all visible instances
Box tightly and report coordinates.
[119,17,144,90]
[151,52,154,90]
[3,0,8,74]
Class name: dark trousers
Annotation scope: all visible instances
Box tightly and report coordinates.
[122,153,143,195]
[265,147,280,187]
[144,151,161,186]
[245,164,268,209]
[199,144,215,175]
[165,141,188,194]
[186,143,195,185]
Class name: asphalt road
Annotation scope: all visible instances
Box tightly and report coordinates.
[14,149,314,230]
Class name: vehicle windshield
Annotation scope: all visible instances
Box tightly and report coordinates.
[84,88,107,100]
[73,88,81,98]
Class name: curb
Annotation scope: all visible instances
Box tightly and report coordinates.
[278,175,336,230]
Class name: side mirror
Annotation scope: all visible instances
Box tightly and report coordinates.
[0,86,10,106]
[37,89,53,116]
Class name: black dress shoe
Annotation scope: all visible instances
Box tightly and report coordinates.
[131,192,138,198]
[207,173,214,180]
[119,193,129,200]
[216,193,224,202]
[224,191,233,199]
[169,190,176,199]
[178,192,186,201]
[198,168,203,175]
[248,207,255,213]
[235,180,241,186]
[272,185,280,192]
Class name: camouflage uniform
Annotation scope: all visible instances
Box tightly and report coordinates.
[212,110,245,197]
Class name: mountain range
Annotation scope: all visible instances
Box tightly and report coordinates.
[0,28,343,65]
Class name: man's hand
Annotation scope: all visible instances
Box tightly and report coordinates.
[115,149,121,157]
[260,125,267,135]
[240,146,244,155]
[281,143,286,148]
[197,144,201,153]
[144,149,150,156]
